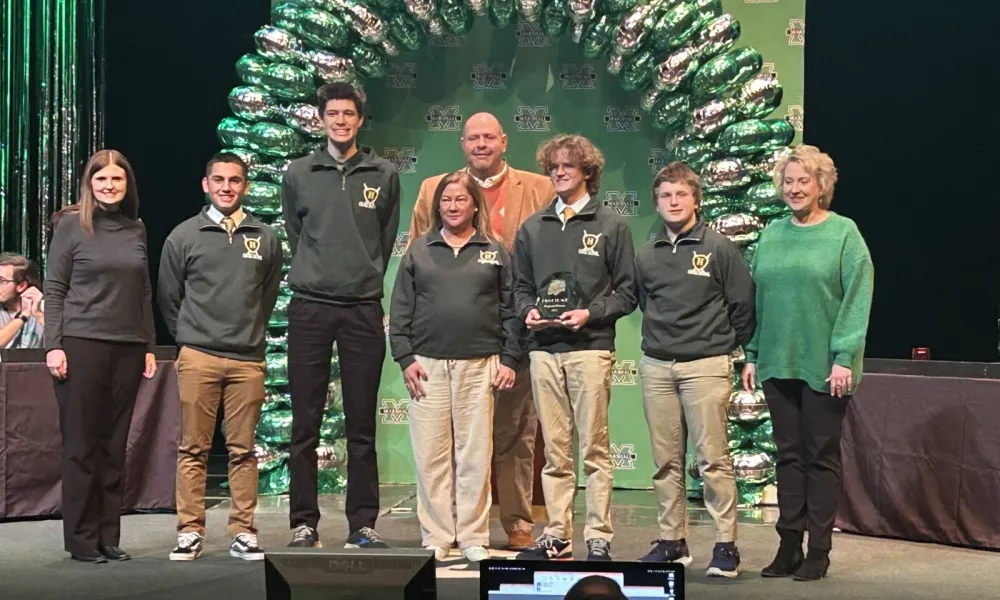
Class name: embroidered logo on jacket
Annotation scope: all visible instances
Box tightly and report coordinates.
[478,250,501,266]
[687,252,711,277]
[578,231,602,256]
[242,236,263,261]
[359,183,380,209]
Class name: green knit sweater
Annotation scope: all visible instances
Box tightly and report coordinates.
[744,212,874,394]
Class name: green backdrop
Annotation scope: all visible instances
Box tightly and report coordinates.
[247,0,805,499]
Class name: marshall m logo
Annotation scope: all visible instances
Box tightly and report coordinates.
[380,399,410,424]
[426,105,463,131]
[514,106,551,131]
[611,360,638,385]
[611,443,637,470]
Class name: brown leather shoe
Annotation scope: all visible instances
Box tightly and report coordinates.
[507,530,534,550]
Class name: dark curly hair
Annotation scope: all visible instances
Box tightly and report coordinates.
[536,134,605,197]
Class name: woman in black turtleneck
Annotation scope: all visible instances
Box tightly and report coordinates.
[45,149,157,563]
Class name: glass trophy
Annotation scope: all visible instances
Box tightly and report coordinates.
[536,271,586,320]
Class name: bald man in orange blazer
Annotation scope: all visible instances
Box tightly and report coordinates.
[408,112,554,551]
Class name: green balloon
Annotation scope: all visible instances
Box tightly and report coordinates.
[269,295,291,328]
[732,74,784,120]
[750,419,776,453]
[259,462,291,495]
[741,241,758,267]
[692,46,763,101]
[256,409,292,444]
[248,121,305,157]
[716,119,770,156]
[263,389,291,413]
[540,0,569,38]
[217,117,253,148]
[766,119,795,148]
[650,93,691,134]
[652,1,700,52]
[219,147,261,169]
[349,43,389,79]
[489,0,517,28]
[387,10,424,51]
[272,3,349,51]
[602,0,638,14]
[320,410,346,441]
[236,54,271,87]
[258,62,315,100]
[727,421,753,451]
[742,181,786,218]
[694,0,722,25]
[700,194,733,221]
[249,158,291,183]
[245,181,283,217]
[666,136,715,172]
[439,0,475,35]
[620,48,657,91]
[580,14,614,59]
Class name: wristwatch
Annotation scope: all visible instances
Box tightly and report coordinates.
[14,311,28,323]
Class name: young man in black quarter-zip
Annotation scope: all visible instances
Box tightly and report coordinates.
[634,162,755,577]
[512,134,637,562]
[158,152,283,562]
[281,82,401,550]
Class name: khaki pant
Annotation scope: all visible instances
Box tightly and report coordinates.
[409,355,497,549]
[530,350,614,542]
[175,346,265,537]
[492,358,537,535]
[639,354,737,542]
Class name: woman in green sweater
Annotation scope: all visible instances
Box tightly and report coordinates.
[740,145,874,582]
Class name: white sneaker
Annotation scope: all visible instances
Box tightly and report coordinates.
[427,545,449,561]
[462,546,490,562]
[169,532,203,561]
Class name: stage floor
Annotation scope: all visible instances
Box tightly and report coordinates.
[1,485,996,600]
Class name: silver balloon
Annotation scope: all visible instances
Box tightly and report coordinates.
[702,157,751,192]
[306,49,356,83]
[612,3,655,56]
[317,438,349,470]
[250,159,291,183]
[730,346,746,363]
[732,451,775,485]
[640,87,664,113]
[228,86,278,121]
[606,53,624,75]
[568,0,596,42]
[695,13,740,58]
[220,147,261,169]
[331,0,389,45]
[464,0,489,16]
[653,44,700,92]
[254,26,306,65]
[517,0,542,23]
[727,390,769,422]
[709,213,762,246]
[280,103,325,137]
[255,444,287,472]
[746,147,792,181]
[405,0,438,22]
[381,38,400,57]
[733,74,784,119]
[690,98,735,137]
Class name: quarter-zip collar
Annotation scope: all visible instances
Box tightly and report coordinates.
[539,195,601,221]
[426,228,491,255]
[197,205,264,243]
[652,218,706,252]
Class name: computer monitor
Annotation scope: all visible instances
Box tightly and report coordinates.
[264,547,437,600]
[479,559,683,600]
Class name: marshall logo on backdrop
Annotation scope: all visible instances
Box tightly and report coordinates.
[516,22,549,47]
[648,149,670,174]
[787,18,805,45]
[611,359,639,385]
[426,105,463,131]
[384,147,418,174]
[391,232,410,257]
[560,64,597,90]
[611,443,638,470]
[605,106,641,132]
[385,63,418,89]
[603,192,641,218]
[762,62,778,81]
[429,32,462,47]
[786,106,804,132]
[379,399,410,425]
[471,64,508,90]
[515,106,552,131]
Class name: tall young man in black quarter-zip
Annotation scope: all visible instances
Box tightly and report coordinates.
[158,153,283,562]
[281,82,401,549]
[633,162,755,577]
[512,134,637,562]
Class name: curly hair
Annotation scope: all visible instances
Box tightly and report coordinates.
[773,144,839,209]
[536,134,605,197]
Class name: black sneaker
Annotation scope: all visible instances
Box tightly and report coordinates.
[586,539,612,561]
[515,534,572,560]
[345,527,389,549]
[169,532,204,561]
[706,542,740,578]
[639,539,693,565]
[289,525,322,548]
[230,533,265,561]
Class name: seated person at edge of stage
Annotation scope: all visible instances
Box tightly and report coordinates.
[634,162,755,577]
[389,170,519,563]
[0,252,45,349]
[512,134,638,561]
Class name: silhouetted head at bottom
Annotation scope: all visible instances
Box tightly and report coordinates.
[563,575,628,600]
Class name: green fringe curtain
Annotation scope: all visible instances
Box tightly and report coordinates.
[0,0,105,260]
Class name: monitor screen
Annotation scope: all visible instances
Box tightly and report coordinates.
[479,559,683,600]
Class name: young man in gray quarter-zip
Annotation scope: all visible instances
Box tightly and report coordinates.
[158,152,283,562]
[513,134,638,562]
[281,82,401,550]
[633,162,755,577]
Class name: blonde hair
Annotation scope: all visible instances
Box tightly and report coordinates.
[773,144,839,209]
[536,134,605,197]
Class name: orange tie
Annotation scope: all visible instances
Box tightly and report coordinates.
[562,207,576,222]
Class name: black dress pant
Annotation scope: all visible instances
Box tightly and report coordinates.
[287,296,385,532]
[54,337,145,555]
[763,378,851,551]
